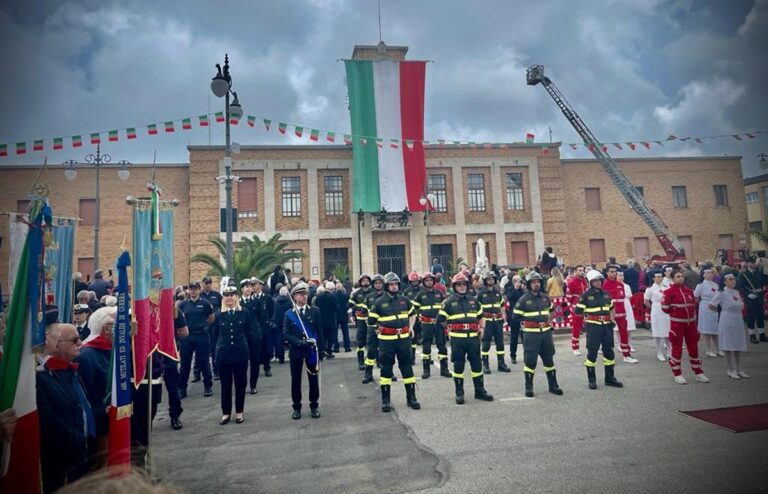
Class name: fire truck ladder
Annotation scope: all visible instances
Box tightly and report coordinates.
[526,64,684,259]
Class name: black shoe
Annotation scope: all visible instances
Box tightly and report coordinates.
[761,334,768,343]
[587,366,597,390]
[524,372,534,398]
[422,360,431,379]
[362,366,374,384]
[265,369,273,377]
[310,408,321,419]
[191,374,201,383]
[214,372,220,381]
[405,383,421,410]
[249,387,258,394]
[546,370,564,396]
[381,385,392,413]
[482,356,491,375]
[204,387,213,397]
[220,415,230,425]
[325,352,335,359]
[178,388,187,399]
[497,356,512,373]
[235,414,245,424]
[332,346,340,353]
[454,377,465,405]
[171,417,183,430]
[292,410,301,420]
[440,359,451,378]
[472,375,494,401]
[604,365,624,388]
[510,355,517,365]
[344,347,352,352]
[750,334,759,344]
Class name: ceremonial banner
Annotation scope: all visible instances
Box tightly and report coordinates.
[7,215,27,298]
[47,218,76,323]
[132,203,178,387]
[108,251,132,469]
[0,200,47,494]
[344,59,427,212]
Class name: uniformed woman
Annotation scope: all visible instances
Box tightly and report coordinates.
[212,283,260,425]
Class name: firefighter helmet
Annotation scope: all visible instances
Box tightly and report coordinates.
[372,273,385,283]
[586,270,604,282]
[384,272,401,285]
[408,271,421,282]
[358,273,372,283]
[421,271,436,281]
[525,271,543,283]
[451,273,469,286]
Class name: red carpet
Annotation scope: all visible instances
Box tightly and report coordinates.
[680,403,768,433]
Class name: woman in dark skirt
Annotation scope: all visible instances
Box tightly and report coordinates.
[212,283,261,424]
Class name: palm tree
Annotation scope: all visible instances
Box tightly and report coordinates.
[190,233,304,282]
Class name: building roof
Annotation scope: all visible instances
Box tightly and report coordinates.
[351,43,409,59]
[188,142,562,151]
[0,162,188,169]
[562,156,742,164]
[744,173,768,185]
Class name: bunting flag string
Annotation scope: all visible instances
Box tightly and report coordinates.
[2,109,766,158]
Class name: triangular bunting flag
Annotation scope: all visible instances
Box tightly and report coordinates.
[0,144,6,157]
[375,138,383,148]
[263,119,271,131]
[278,122,287,134]
[654,141,663,146]
[626,142,636,151]
[295,126,304,138]
[404,139,414,150]
[613,143,622,150]
[359,137,368,145]
[247,116,256,127]
[310,129,319,141]
[641,142,650,149]
[695,138,702,144]
[73,135,82,147]
[438,139,446,147]
[732,135,743,141]
[569,143,578,150]
[390,139,399,149]
[746,133,756,139]
[15,142,26,155]
[666,135,677,141]
[343,134,352,145]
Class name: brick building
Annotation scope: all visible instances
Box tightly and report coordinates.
[743,173,768,251]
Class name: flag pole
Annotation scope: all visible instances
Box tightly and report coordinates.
[145,354,153,476]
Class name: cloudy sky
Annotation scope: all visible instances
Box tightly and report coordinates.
[1,0,766,176]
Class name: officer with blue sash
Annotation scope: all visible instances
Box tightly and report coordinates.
[283,282,324,420]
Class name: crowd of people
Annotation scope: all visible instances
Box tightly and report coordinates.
[0,254,761,492]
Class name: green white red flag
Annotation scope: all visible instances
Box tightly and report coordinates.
[263,119,271,131]
[0,144,7,157]
[525,133,535,143]
[53,138,63,150]
[164,121,174,133]
[109,130,119,142]
[278,122,287,134]
[199,115,209,127]
[215,112,225,123]
[247,116,256,127]
[343,134,352,145]
[326,131,335,143]
[72,135,82,147]
[148,124,158,135]
[33,140,44,151]
[91,133,101,145]
[16,142,26,155]
[295,126,304,138]
[309,129,319,141]
[182,118,192,130]
[126,128,137,140]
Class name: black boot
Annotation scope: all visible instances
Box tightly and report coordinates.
[454,377,465,404]
[524,371,534,398]
[422,360,431,379]
[191,372,201,383]
[362,365,374,384]
[587,366,597,390]
[510,354,517,365]
[357,350,365,371]
[605,365,624,388]
[497,355,511,373]
[381,385,392,412]
[439,359,451,378]
[482,356,492,374]
[546,370,563,395]
[473,375,494,401]
[405,383,421,410]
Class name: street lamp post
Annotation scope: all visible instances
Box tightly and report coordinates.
[357,209,365,276]
[64,143,130,271]
[419,192,436,271]
[211,54,243,277]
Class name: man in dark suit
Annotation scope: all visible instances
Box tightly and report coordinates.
[283,282,324,420]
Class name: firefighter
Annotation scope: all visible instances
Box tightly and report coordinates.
[603,265,638,363]
[412,271,450,379]
[437,273,493,404]
[574,270,623,389]
[403,271,423,365]
[478,272,511,374]
[361,274,386,384]
[513,271,563,398]
[367,272,420,412]
[566,265,589,356]
[349,273,373,370]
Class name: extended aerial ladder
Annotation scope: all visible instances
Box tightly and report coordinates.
[526,64,685,264]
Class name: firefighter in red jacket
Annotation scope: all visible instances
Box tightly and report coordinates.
[661,270,710,384]
[566,265,589,356]
[602,265,638,363]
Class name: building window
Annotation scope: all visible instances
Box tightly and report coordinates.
[467,173,486,212]
[746,192,759,204]
[79,199,96,226]
[505,173,524,210]
[749,220,762,231]
[678,235,693,258]
[428,174,448,212]
[281,177,301,217]
[635,186,644,197]
[237,177,258,218]
[324,176,344,216]
[283,249,303,274]
[510,241,529,266]
[78,258,95,281]
[585,188,601,211]
[719,234,734,249]
[377,244,406,276]
[713,185,728,207]
[589,239,606,263]
[672,186,687,208]
[633,237,650,259]
[429,243,453,273]
[323,247,348,277]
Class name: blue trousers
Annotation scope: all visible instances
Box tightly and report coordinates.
[179,331,212,389]
[162,355,183,419]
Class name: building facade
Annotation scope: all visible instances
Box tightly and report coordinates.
[743,173,768,252]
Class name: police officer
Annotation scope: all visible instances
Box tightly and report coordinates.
[72,304,91,340]
[362,274,386,384]
[437,273,493,404]
[403,271,423,365]
[736,257,768,344]
[513,272,563,398]
[367,272,420,412]
[240,279,265,394]
[413,271,450,379]
[574,270,623,389]
[478,272,511,374]
[349,274,373,370]
[178,281,215,398]
[212,283,260,425]
[283,282,324,420]
[504,275,525,364]
[251,277,276,377]
[198,276,223,381]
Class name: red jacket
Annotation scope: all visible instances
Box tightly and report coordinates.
[660,283,697,323]
[566,275,588,303]
[602,278,626,316]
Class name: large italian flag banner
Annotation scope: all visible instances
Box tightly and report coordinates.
[344,60,427,212]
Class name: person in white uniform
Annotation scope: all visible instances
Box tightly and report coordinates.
[615,271,636,352]
[709,273,749,379]
[694,269,722,357]
[644,271,670,361]
[661,265,673,288]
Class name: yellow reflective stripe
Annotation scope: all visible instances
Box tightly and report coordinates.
[583,306,611,313]
[523,366,535,374]
[522,326,552,332]
[451,372,465,379]
[364,358,376,366]
[380,377,392,385]
[543,366,555,372]
[411,301,422,307]
[438,354,448,359]
[513,308,525,315]
[584,360,596,367]
[368,312,380,320]
[378,333,410,340]
[603,358,615,366]
[481,350,490,356]
[521,310,548,317]
[448,332,478,338]
[402,376,417,384]
[421,353,432,360]
[446,313,469,320]
[438,310,449,317]
[411,344,417,349]
[378,313,410,322]
[475,310,483,318]
[480,303,494,309]
[470,370,484,378]
[495,350,505,355]
[356,302,368,308]
[575,303,587,309]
